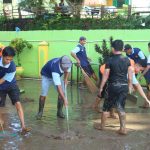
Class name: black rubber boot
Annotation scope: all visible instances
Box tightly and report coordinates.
[36,96,45,120]
[57,98,65,119]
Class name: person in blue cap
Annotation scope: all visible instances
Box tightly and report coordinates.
[71,36,98,85]
[0,46,30,134]
[124,44,147,64]
[36,55,72,119]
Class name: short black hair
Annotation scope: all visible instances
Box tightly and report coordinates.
[2,46,16,57]
[111,40,124,51]
[148,42,150,48]
[124,44,132,51]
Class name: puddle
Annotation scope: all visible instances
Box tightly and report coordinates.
[0,79,150,150]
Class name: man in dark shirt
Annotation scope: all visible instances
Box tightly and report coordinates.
[0,46,30,134]
[94,40,133,135]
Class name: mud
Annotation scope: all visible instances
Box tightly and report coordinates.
[0,79,150,150]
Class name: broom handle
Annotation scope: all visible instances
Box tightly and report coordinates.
[64,84,69,120]
[79,65,88,77]
[64,83,69,132]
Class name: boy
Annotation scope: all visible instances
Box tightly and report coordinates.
[0,46,30,134]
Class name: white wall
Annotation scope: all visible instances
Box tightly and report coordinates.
[131,0,150,11]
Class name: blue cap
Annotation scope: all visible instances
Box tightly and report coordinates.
[79,36,86,41]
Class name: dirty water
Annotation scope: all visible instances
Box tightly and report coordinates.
[0,79,150,150]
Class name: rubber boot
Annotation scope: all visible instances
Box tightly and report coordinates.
[118,112,127,135]
[36,96,45,120]
[57,98,65,119]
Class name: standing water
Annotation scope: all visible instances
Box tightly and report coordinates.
[0,80,150,150]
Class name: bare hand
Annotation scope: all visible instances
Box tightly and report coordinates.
[76,60,80,67]
[129,83,134,94]
[97,89,103,98]
[64,80,68,86]
[64,99,68,107]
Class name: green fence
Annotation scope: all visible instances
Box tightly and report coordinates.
[0,30,149,80]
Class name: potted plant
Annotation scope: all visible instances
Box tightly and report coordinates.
[10,38,32,77]
[95,37,113,65]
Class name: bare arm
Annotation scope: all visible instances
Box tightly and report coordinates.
[128,66,133,93]
[57,85,68,106]
[99,69,110,96]
[64,72,70,85]
[71,52,80,65]
[140,65,150,79]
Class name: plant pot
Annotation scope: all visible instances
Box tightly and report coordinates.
[16,66,24,80]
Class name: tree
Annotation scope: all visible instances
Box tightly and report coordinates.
[20,0,84,18]
[19,0,46,17]
[50,0,84,17]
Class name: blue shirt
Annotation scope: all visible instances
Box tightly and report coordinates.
[72,44,89,67]
[0,57,16,90]
[41,58,71,85]
[126,48,146,63]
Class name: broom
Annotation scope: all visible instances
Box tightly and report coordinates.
[79,66,98,94]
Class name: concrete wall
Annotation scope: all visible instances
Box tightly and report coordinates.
[0,30,149,79]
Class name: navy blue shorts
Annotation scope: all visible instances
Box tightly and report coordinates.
[0,84,20,106]
[82,65,94,77]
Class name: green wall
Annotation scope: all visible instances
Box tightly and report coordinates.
[0,30,150,79]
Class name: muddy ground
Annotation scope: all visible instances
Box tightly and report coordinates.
[0,80,150,150]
